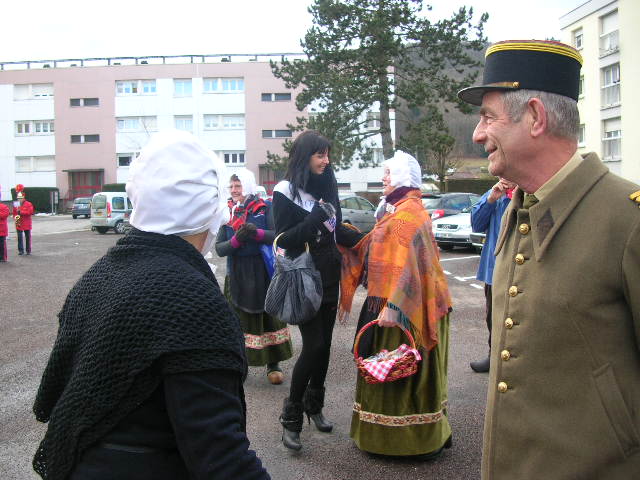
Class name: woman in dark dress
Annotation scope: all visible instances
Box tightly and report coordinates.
[32,130,270,480]
[271,130,362,451]
[216,168,293,384]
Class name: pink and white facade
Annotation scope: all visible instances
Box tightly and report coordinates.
[0,55,307,204]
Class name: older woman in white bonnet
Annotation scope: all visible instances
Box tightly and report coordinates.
[33,130,270,480]
[338,150,453,458]
[216,168,293,385]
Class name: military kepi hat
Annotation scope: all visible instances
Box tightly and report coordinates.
[458,40,583,106]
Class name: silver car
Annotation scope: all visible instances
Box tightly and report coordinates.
[339,195,376,233]
[431,209,473,251]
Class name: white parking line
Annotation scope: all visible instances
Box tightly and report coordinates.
[443,270,451,275]
[440,255,479,262]
[42,229,91,235]
[454,276,476,282]
[470,283,484,290]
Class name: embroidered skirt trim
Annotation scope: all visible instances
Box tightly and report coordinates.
[353,400,448,427]
[244,327,291,350]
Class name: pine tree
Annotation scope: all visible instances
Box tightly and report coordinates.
[269,0,487,171]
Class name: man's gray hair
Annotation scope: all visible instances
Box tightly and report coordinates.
[502,90,580,141]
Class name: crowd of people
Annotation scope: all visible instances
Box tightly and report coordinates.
[30,38,639,480]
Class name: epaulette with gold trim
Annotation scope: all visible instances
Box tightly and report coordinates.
[630,190,640,208]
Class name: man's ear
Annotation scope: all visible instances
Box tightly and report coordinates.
[527,97,547,138]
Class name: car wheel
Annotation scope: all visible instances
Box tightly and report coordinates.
[114,221,126,234]
[474,246,483,254]
[439,244,454,251]
[72,215,77,219]
[96,227,108,234]
[86,214,90,219]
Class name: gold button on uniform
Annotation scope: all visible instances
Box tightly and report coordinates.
[505,318,514,329]
[509,286,518,297]
[501,350,511,361]
[498,382,508,393]
[519,223,530,234]
[515,253,525,265]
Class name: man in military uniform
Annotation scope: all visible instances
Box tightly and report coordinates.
[459,40,640,479]
[13,189,34,255]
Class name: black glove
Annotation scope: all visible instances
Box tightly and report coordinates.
[306,202,330,229]
[235,223,257,242]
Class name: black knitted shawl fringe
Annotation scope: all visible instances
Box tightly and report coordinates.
[32,228,247,480]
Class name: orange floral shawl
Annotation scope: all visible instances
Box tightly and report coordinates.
[338,190,451,351]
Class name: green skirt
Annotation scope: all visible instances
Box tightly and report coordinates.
[350,306,451,456]
[224,277,293,367]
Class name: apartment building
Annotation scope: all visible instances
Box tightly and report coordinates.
[560,0,640,184]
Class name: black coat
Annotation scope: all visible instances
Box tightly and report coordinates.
[272,182,362,304]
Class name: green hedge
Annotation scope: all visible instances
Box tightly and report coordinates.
[102,183,127,192]
[445,178,498,195]
[11,187,60,213]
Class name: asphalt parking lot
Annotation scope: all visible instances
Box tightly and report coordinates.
[0,215,489,480]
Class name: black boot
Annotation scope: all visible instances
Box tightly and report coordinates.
[302,386,333,433]
[470,355,490,373]
[279,398,303,451]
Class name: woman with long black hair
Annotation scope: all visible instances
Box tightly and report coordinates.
[271,130,362,451]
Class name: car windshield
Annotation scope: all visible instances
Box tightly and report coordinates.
[74,198,90,204]
[422,198,441,209]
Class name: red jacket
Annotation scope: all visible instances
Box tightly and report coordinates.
[13,200,34,231]
[0,203,9,236]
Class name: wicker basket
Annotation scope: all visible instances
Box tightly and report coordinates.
[353,319,421,384]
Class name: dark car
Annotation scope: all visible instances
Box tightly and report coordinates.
[71,197,92,219]
[422,192,481,220]
[339,194,376,233]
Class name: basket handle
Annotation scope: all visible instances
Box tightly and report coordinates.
[353,318,417,361]
[272,232,310,256]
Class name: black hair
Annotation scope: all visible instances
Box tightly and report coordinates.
[229,174,240,182]
[284,130,337,204]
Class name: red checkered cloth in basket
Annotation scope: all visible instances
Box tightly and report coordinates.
[361,344,422,382]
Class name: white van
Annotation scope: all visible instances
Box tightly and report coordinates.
[90,192,132,234]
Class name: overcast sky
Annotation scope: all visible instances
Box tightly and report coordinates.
[1,0,583,63]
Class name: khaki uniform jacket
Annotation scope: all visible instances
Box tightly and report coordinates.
[482,153,640,480]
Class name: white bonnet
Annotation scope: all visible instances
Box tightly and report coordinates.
[231,168,258,196]
[126,129,229,237]
[382,150,422,189]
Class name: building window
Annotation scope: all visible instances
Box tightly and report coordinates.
[14,83,54,100]
[116,117,157,132]
[204,114,245,130]
[15,156,56,172]
[174,79,193,96]
[262,93,292,101]
[203,77,244,93]
[366,112,381,130]
[70,97,99,107]
[600,10,619,57]
[573,28,583,50]
[116,80,156,96]
[579,76,584,98]
[602,118,621,162]
[221,152,246,165]
[118,155,134,167]
[71,134,100,144]
[175,116,193,131]
[578,124,585,147]
[601,63,620,107]
[15,120,54,136]
[262,129,292,138]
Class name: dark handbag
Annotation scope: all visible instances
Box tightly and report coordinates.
[264,233,323,325]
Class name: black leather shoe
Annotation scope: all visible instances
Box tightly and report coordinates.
[470,356,490,373]
[279,398,303,451]
[303,387,333,433]
[282,427,302,451]
[306,412,333,432]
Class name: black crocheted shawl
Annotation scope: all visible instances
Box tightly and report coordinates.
[32,228,247,480]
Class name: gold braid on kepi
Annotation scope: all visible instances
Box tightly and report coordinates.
[458,39,583,106]
[630,190,640,208]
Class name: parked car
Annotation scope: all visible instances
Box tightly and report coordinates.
[90,192,132,234]
[339,194,376,233]
[470,232,486,253]
[71,197,92,219]
[431,207,475,251]
[422,192,481,220]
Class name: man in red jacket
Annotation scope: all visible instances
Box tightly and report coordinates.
[13,191,34,255]
[0,201,9,262]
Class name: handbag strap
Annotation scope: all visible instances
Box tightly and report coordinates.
[273,232,310,256]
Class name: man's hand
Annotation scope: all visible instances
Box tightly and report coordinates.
[488,178,516,204]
